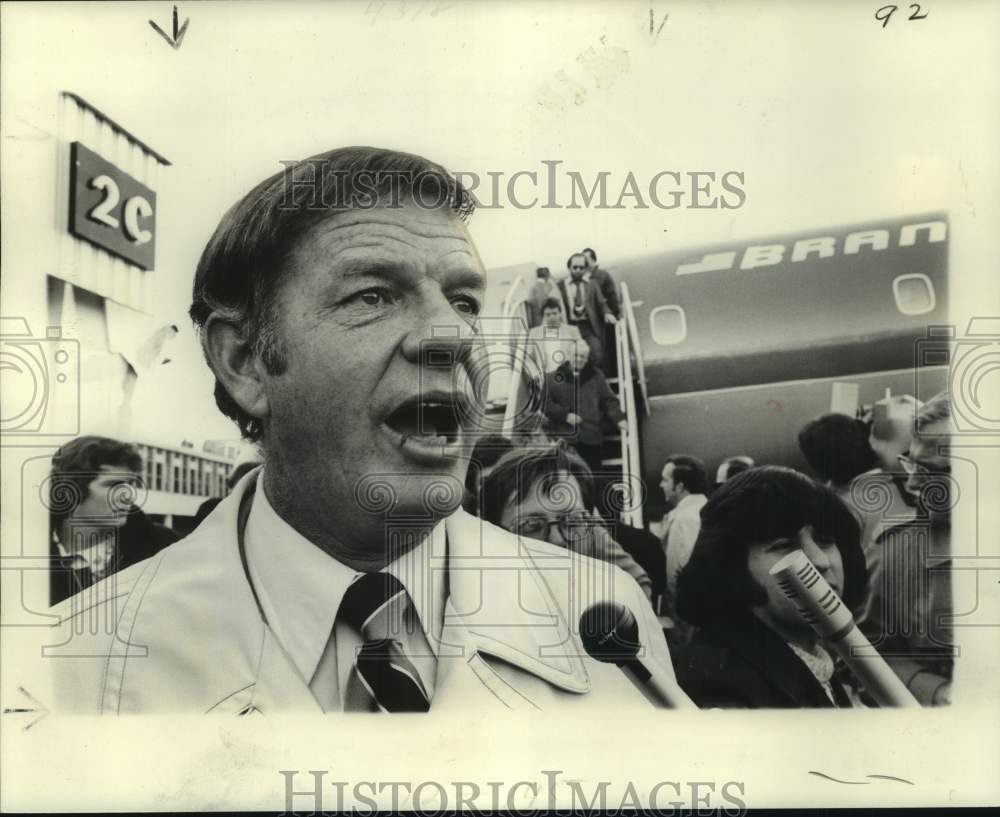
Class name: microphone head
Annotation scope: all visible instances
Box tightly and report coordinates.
[769,549,854,639]
[579,602,641,664]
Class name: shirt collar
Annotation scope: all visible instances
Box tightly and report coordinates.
[672,493,707,514]
[244,471,447,683]
[54,531,114,574]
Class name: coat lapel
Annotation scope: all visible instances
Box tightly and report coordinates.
[441,509,591,697]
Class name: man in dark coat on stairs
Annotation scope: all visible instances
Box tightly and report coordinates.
[542,341,627,477]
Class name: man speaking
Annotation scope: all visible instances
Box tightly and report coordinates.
[46,146,684,713]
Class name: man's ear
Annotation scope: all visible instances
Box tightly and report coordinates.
[203,315,270,423]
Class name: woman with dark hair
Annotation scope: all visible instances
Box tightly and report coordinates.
[675,466,869,708]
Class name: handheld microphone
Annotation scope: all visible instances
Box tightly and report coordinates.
[769,549,919,708]
[578,602,695,709]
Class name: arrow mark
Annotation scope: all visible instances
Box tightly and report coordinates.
[2,686,49,731]
[150,6,189,50]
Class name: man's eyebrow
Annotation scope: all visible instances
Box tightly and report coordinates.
[330,255,406,280]
[327,256,484,290]
[440,267,486,290]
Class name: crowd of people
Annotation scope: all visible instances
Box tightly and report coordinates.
[462,386,956,709]
[41,145,956,714]
[46,327,955,712]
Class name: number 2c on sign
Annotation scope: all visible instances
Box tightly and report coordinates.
[87,174,154,244]
[876,4,928,28]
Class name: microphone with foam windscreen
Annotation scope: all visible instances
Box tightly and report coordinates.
[769,549,918,708]
[578,602,696,709]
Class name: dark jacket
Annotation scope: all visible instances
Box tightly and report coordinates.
[589,266,621,317]
[543,361,625,446]
[50,508,180,606]
[676,617,859,708]
[557,277,609,338]
[612,522,667,600]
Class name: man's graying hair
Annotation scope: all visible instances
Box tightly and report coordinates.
[189,146,477,442]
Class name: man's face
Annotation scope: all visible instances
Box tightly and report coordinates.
[542,307,562,328]
[584,253,597,271]
[72,465,141,527]
[572,343,590,371]
[748,525,845,637]
[660,463,679,505]
[902,418,953,522]
[261,203,485,531]
[499,471,588,548]
[568,257,587,281]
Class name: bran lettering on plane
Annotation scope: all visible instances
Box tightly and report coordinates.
[675,220,946,276]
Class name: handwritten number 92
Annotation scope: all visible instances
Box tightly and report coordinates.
[876,4,928,28]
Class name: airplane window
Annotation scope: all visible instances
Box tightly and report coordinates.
[893,274,936,316]
[650,305,687,345]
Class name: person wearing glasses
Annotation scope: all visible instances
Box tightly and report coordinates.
[478,441,654,600]
[556,252,615,370]
[798,410,918,583]
[860,391,955,706]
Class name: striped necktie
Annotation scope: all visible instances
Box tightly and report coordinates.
[338,572,432,712]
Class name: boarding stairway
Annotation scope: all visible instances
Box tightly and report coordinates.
[488,271,651,528]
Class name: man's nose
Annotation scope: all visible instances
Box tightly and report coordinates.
[905,472,923,495]
[401,297,478,371]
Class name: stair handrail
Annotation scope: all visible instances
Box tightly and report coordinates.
[614,315,644,529]
[501,301,530,437]
[501,272,527,319]
[619,281,650,417]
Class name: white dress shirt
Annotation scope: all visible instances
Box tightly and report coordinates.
[662,493,708,598]
[244,473,447,711]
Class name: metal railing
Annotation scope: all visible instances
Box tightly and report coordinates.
[499,273,534,437]
[620,281,650,417]
[501,301,530,437]
[613,317,644,529]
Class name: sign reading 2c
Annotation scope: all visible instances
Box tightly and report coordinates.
[69,142,157,269]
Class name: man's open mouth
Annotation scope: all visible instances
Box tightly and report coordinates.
[383,392,468,447]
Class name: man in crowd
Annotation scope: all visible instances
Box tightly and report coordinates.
[524,266,563,328]
[656,454,708,601]
[798,411,916,591]
[866,393,923,510]
[713,454,755,491]
[526,297,583,377]
[581,248,621,379]
[478,442,653,600]
[557,252,615,369]
[48,435,179,606]
[581,247,620,319]
[541,341,628,477]
[861,391,955,706]
[44,146,681,713]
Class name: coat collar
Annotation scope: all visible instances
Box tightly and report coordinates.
[193,470,593,710]
[441,508,591,695]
